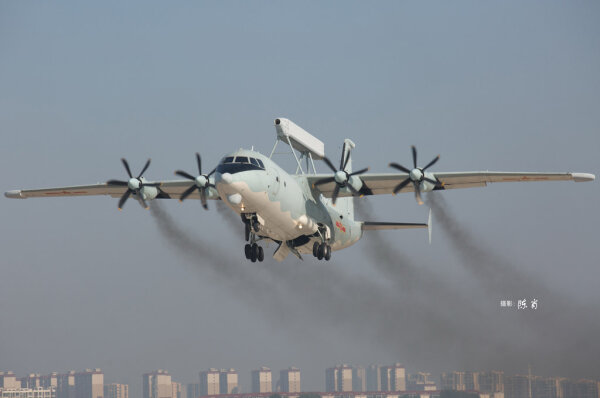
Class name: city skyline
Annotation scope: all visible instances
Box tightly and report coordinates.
[2,364,598,398]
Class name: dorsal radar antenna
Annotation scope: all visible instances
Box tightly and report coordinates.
[269,118,325,175]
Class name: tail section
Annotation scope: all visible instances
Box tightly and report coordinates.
[360,209,433,244]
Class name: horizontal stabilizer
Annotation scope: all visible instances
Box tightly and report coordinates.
[361,222,427,231]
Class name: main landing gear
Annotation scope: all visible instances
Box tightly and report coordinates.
[244,243,264,262]
[313,241,331,261]
[243,213,265,262]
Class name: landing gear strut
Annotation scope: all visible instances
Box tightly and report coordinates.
[242,215,265,262]
[313,241,331,261]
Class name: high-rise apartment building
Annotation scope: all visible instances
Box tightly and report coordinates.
[39,375,58,390]
[560,379,599,398]
[279,368,300,393]
[325,365,352,392]
[441,372,466,391]
[366,366,381,392]
[143,370,172,398]
[407,373,436,391]
[1,387,56,398]
[380,364,406,392]
[479,371,504,394]
[185,384,199,398]
[199,369,220,396]
[75,370,103,398]
[352,367,365,392]
[251,368,271,393]
[0,372,21,389]
[505,375,529,398]
[218,370,238,395]
[464,372,479,391]
[529,377,559,398]
[20,375,42,389]
[104,384,128,398]
[171,383,183,398]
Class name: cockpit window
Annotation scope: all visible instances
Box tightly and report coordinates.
[216,156,265,174]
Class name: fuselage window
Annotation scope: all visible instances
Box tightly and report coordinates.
[235,156,249,164]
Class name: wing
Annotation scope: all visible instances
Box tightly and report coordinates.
[307,171,595,197]
[5,180,220,200]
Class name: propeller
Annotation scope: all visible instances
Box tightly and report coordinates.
[389,146,442,205]
[106,158,160,210]
[174,152,216,209]
[312,142,369,205]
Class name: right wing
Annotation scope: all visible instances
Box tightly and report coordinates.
[5,180,220,200]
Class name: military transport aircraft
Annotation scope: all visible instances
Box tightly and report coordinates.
[5,118,595,262]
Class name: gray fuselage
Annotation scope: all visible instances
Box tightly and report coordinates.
[213,149,362,254]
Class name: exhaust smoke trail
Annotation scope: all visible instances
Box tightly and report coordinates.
[354,199,531,369]
[150,202,293,324]
[152,201,538,374]
[216,200,244,236]
[426,192,600,377]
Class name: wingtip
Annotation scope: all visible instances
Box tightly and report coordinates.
[572,173,595,182]
[5,190,24,199]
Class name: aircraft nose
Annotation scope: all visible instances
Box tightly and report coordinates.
[219,172,233,184]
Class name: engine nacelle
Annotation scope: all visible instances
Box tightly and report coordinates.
[348,175,364,192]
[138,185,159,201]
[419,172,437,192]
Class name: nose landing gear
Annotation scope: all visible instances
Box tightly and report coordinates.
[243,214,265,262]
[313,241,331,261]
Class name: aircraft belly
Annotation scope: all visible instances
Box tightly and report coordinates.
[217,181,302,242]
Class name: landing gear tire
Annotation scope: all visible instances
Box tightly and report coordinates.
[317,243,325,260]
[324,245,331,261]
[257,246,264,262]
[250,243,258,262]
[244,244,252,259]
[313,242,320,257]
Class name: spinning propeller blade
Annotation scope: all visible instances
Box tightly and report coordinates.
[389,146,442,205]
[107,158,154,210]
[175,152,216,210]
[313,144,369,205]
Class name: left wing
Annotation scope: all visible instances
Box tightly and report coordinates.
[307,171,595,197]
[5,180,220,200]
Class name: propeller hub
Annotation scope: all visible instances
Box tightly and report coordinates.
[195,175,208,188]
[334,170,348,185]
[128,178,141,190]
[410,168,423,182]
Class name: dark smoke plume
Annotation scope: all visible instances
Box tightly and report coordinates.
[426,192,600,377]
[151,201,546,376]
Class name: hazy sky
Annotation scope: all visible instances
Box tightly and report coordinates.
[1,1,599,396]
